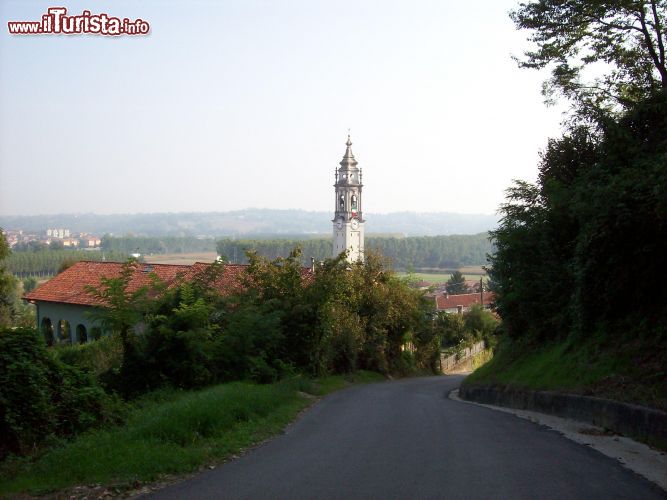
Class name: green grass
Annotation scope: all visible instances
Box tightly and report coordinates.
[470,349,494,371]
[397,272,488,285]
[466,336,626,389]
[0,371,384,496]
[464,336,666,411]
[304,370,385,395]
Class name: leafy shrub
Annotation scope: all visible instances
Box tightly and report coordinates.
[211,301,288,384]
[322,306,364,374]
[0,328,124,459]
[463,305,499,346]
[135,326,216,392]
[54,335,123,376]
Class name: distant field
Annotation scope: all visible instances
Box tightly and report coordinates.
[397,270,488,284]
[144,252,218,265]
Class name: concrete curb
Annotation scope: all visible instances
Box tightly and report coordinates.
[459,385,667,447]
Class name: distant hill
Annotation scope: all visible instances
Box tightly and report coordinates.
[0,209,497,237]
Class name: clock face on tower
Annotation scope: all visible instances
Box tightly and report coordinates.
[336,218,343,229]
[351,219,359,230]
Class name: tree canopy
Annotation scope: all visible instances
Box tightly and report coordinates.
[446,271,469,295]
[489,89,667,342]
[512,0,667,114]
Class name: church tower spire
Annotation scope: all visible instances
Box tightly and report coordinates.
[332,134,365,262]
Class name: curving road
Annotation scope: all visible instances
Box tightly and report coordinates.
[149,376,664,500]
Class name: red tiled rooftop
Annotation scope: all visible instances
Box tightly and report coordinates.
[23,261,271,307]
[436,291,495,311]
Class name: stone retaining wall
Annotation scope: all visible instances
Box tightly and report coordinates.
[459,385,667,447]
[441,341,485,373]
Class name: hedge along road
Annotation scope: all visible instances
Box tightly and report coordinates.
[148,376,664,500]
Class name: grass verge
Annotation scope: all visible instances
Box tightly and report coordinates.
[464,336,666,412]
[0,371,384,496]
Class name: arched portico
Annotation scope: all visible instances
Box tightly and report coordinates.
[41,317,54,346]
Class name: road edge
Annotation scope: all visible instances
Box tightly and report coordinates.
[458,385,667,449]
[449,388,667,492]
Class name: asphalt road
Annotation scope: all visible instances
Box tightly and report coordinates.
[150,376,665,500]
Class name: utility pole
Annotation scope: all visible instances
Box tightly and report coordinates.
[480,277,484,307]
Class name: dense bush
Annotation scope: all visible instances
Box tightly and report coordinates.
[0,328,123,459]
[54,335,123,376]
[490,90,667,345]
[81,251,441,399]
[438,305,499,351]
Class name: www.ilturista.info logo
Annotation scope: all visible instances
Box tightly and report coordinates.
[7,7,150,36]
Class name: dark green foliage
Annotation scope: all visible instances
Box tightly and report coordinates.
[0,328,122,459]
[54,336,123,377]
[212,301,286,383]
[21,277,37,293]
[0,247,429,462]
[2,247,442,464]
[0,231,14,328]
[0,273,19,329]
[0,232,35,329]
[437,305,499,350]
[446,271,469,294]
[0,328,53,458]
[490,89,667,347]
[463,305,499,348]
[322,306,364,373]
[85,249,440,399]
[570,91,667,336]
[511,0,667,113]
[437,313,465,348]
[217,233,493,269]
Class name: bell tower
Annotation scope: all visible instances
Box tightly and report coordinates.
[332,135,365,262]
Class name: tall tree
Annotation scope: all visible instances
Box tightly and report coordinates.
[512,0,667,114]
[0,230,15,328]
[84,259,163,348]
[446,271,469,294]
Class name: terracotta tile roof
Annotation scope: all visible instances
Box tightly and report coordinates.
[435,291,495,311]
[187,262,250,297]
[24,261,192,306]
[24,261,314,307]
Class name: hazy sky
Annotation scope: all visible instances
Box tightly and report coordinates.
[0,0,565,216]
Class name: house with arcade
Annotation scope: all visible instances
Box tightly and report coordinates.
[23,260,250,345]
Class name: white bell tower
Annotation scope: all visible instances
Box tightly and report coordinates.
[332,135,365,262]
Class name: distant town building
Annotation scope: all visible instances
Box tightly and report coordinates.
[62,238,79,247]
[86,237,102,248]
[47,228,70,239]
[2,229,22,247]
[435,291,495,314]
